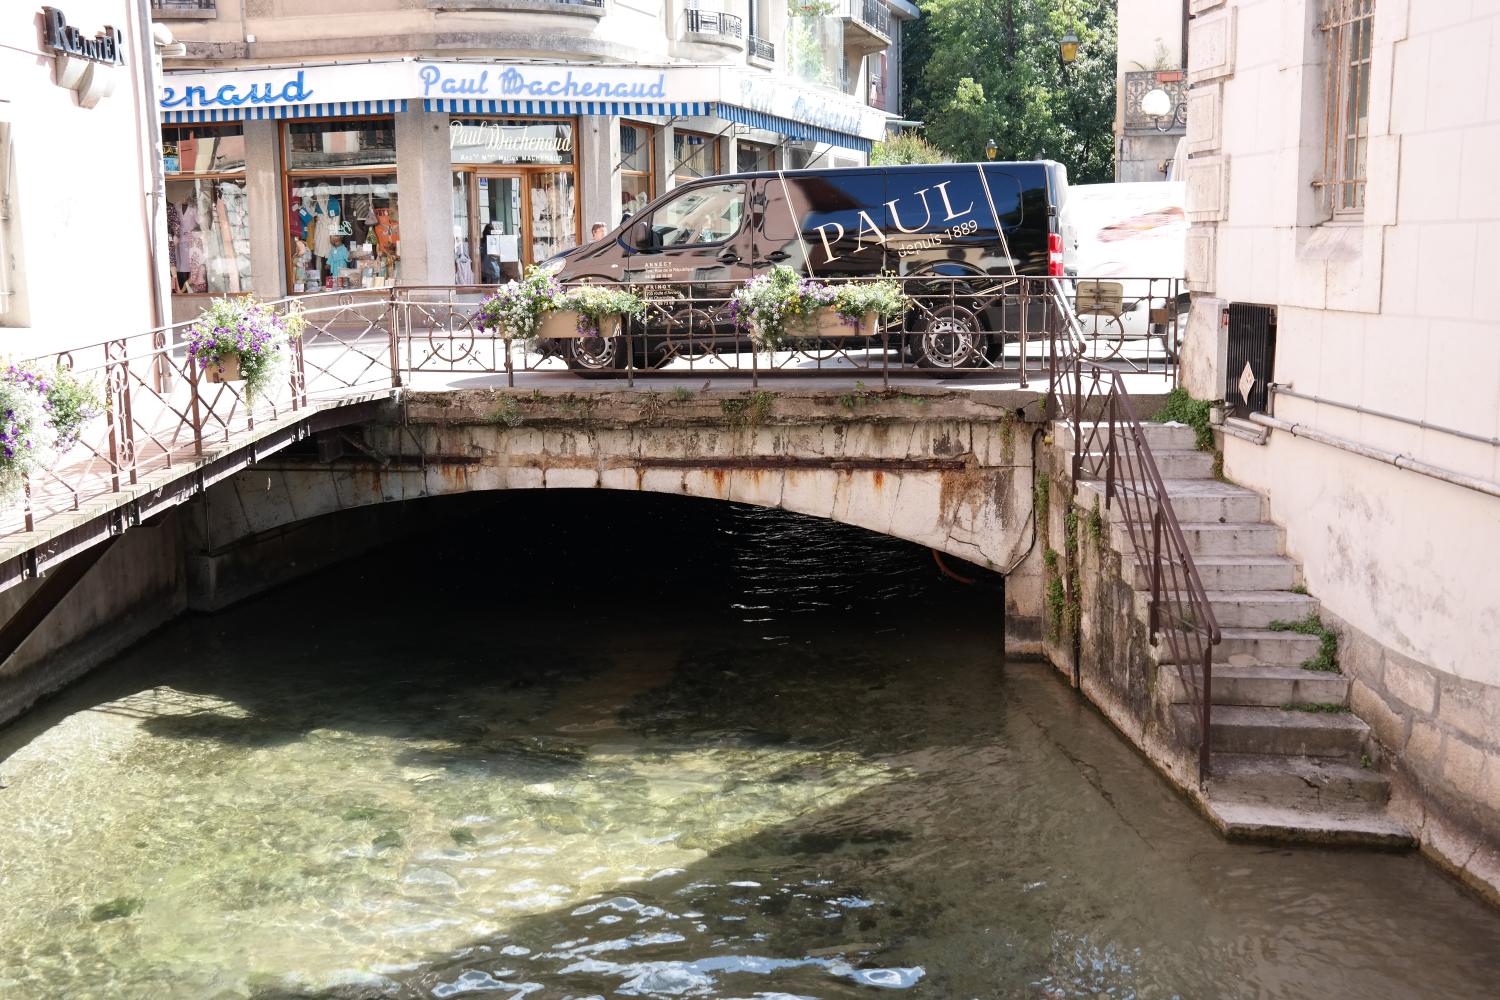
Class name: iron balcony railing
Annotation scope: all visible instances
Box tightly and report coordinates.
[848,0,892,39]
[748,35,776,61]
[149,0,217,15]
[686,9,744,38]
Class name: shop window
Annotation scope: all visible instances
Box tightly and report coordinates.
[163,123,251,295]
[528,171,577,262]
[284,118,398,292]
[450,118,573,167]
[620,120,655,222]
[672,129,719,186]
[736,140,777,174]
[629,181,745,250]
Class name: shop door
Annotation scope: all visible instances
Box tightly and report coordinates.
[475,172,524,282]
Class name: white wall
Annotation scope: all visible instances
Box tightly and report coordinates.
[1185,0,1500,688]
[0,2,163,354]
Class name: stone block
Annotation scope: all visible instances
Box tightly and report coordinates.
[1185,155,1229,222]
[1187,6,1235,85]
[543,467,600,490]
[1435,675,1500,748]
[1350,678,1409,751]
[1186,84,1221,155]
[1484,758,1500,818]
[1407,720,1445,780]
[1382,648,1437,714]
[1441,736,1488,798]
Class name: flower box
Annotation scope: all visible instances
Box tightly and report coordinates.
[537,310,623,339]
[813,307,879,339]
[203,353,244,383]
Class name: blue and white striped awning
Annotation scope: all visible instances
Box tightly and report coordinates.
[714,104,872,153]
[162,99,408,124]
[425,99,710,117]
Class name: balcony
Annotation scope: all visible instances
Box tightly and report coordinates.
[150,0,217,18]
[685,9,744,44]
[1122,69,1187,133]
[748,35,775,64]
[842,0,890,56]
[427,0,604,15]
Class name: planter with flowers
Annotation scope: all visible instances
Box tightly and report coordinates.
[0,363,101,499]
[186,296,303,401]
[476,267,645,343]
[730,265,910,351]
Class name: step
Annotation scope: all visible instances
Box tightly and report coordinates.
[1054,420,1199,453]
[1081,448,1215,480]
[1114,521,1282,558]
[1077,478,1265,524]
[1201,705,1369,759]
[1203,797,1412,848]
[1151,628,1323,667]
[1209,753,1391,809]
[1128,555,1299,592]
[1162,664,1349,706]
[1138,590,1319,629]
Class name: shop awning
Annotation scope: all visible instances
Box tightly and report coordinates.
[425,98,710,117]
[163,99,408,124]
[714,104,872,153]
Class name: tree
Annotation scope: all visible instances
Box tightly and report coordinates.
[902,0,1118,183]
[870,130,950,164]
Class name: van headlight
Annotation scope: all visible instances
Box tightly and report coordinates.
[537,257,566,276]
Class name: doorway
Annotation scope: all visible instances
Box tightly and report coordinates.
[454,167,580,283]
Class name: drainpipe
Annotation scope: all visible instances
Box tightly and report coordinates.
[1248,412,1500,501]
[134,0,170,334]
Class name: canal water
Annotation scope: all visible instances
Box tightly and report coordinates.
[1,492,1498,1000]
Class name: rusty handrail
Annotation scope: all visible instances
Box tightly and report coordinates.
[1063,356,1221,784]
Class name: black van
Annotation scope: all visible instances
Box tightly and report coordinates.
[545,160,1070,372]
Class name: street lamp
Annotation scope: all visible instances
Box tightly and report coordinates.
[984,139,997,161]
[1140,87,1174,131]
[1060,31,1080,65]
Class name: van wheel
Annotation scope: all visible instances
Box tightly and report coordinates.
[564,336,627,377]
[908,304,988,369]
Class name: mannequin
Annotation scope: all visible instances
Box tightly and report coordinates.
[310,183,342,278]
[174,192,203,293]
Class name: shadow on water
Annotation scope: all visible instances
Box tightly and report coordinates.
[4,492,1500,999]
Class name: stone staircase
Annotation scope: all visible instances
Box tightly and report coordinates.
[1057,420,1412,848]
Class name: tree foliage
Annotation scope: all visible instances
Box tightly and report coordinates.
[902,0,1118,182]
[870,130,950,164]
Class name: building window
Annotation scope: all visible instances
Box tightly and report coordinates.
[736,140,777,174]
[1319,0,1374,216]
[0,121,21,324]
[283,118,399,292]
[620,120,655,222]
[163,123,251,295]
[672,129,719,186]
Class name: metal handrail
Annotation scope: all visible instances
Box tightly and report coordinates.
[1061,357,1221,784]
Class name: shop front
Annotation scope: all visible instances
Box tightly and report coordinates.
[158,60,888,302]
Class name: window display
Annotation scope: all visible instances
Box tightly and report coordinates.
[284,119,399,291]
[737,140,777,174]
[672,129,718,186]
[620,121,655,222]
[163,124,251,295]
[449,116,581,273]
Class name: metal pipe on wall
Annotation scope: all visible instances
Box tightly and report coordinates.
[1248,412,1500,501]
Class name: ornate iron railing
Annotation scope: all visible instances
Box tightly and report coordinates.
[149,0,217,15]
[7,276,1181,545]
[1054,358,1221,784]
[686,9,744,38]
[748,35,776,61]
[847,0,892,38]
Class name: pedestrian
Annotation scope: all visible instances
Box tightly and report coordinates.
[590,221,608,242]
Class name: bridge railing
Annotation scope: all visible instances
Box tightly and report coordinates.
[1054,357,1221,785]
[7,275,1182,542]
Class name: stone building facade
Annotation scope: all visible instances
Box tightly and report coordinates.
[149,0,914,318]
[1179,0,1500,896]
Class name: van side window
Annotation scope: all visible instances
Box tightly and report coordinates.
[629,182,745,250]
[770,174,889,274]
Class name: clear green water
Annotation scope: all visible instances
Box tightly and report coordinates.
[1,493,1498,999]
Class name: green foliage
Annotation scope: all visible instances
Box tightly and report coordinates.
[671,386,694,402]
[1043,547,1059,573]
[186,296,297,402]
[493,396,524,428]
[89,897,145,922]
[721,390,775,428]
[1087,496,1104,548]
[870,131,950,165]
[1269,612,1340,673]
[1045,573,1066,642]
[1034,475,1050,526]
[40,366,101,452]
[1360,753,1373,769]
[833,278,911,324]
[1281,702,1350,714]
[904,0,1117,181]
[1152,387,1215,452]
[562,283,647,336]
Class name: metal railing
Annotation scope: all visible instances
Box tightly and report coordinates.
[7,275,1181,545]
[748,35,776,61]
[847,0,892,38]
[149,0,217,14]
[686,9,744,38]
[1054,358,1221,784]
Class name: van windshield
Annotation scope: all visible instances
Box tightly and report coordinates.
[631,182,746,249]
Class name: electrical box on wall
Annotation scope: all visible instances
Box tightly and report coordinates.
[1223,303,1276,419]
